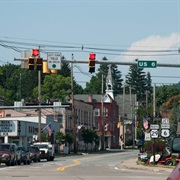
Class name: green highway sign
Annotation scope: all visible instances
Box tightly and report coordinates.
[137,60,157,68]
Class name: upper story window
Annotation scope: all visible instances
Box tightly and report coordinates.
[94,108,100,116]
[104,108,108,117]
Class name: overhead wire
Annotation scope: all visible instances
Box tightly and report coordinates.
[0,38,179,57]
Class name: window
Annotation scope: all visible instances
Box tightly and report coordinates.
[95,122,99,131]
[94,108,100,116]
[104,108,108,117]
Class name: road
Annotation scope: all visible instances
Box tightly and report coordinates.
[0,149,170,180]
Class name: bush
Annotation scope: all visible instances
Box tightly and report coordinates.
[144,139,166,154]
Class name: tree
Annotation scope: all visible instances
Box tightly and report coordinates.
[126,65,147,103]
[146,72,153,103]
[33,74,71,102]
[84,57,123,94]
[55,131,65,145]
[64,133,73,154]
[82,128,96,151]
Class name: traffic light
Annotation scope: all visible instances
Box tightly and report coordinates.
[32,48,39,57]
[36,57,43,70]
[88,52,96,73]
[28,56,35,70]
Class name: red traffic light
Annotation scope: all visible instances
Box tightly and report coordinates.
[89,53,96,60]
[32,49,39,57]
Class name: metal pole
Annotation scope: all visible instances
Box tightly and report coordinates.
[101,74,105,150]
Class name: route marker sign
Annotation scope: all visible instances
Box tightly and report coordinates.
[150,129,159,138]
[161,129,170,138]
[47,53,62,70]
[137,60,157,68]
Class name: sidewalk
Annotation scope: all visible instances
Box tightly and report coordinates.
[120,158,174,173]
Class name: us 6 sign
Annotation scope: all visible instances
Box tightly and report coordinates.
[161,129,170,138]
[137,60,157,68]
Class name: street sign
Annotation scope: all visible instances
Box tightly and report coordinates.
[137,60,157,68]
[161,124,170,129]
[47,53,62,70]
[150,130,159,138]
[144,132,151,141]
[150,124,159,130]
[161,129,170,138]
[162,118,169,124]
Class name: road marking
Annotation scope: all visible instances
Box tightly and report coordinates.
[57,151,132,171]
[57,160,80,171]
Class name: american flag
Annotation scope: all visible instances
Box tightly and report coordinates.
[42,123,52,136]
[143,118,149,130]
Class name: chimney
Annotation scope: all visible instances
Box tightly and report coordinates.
[88,95,93,102]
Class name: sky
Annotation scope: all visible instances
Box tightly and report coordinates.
[0,0,180,88]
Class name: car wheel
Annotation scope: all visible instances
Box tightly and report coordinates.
[166,160,173,166]
[24,160,27,165]
[11,159,15,166]
[17,160,21,165]
[6,160,11,166]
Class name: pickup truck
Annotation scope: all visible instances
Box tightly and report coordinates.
[33,142,54,161]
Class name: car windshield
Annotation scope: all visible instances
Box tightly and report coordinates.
[17,146,26,151]
[34,145,48,148]
[27,147,35,151]
[0,145,10,151]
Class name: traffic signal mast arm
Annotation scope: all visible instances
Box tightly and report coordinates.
[15,58,180,68]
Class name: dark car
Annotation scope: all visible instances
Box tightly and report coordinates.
[17,146,32,165]
[27,146,40,162]
[11,143,22,165]
[0,143,16,166]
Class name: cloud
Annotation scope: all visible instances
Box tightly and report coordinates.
[116,33,180,85]
[120,33,180,64]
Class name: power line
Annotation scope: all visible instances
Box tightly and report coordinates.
[0,38,179,57]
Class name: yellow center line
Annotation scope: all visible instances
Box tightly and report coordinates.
[57,160,80,171]
[57,151,131,171]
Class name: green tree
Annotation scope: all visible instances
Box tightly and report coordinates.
[55,131,65,145]
[82,128,96,150]
[126,65,147,103]
[33,74,71,102]
[64,133,73,154]
[84,57,123,94]
[146,72,153,103]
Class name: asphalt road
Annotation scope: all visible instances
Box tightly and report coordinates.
[0,150,170,180]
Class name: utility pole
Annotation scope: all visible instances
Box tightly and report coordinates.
[38,46,41,142]
[101,74,105,150]
[153,83,156,164]
[71,54,77,153]
[122,83,126,149]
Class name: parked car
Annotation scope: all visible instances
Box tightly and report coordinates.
[27,146,40,162]
[17,146,32,165]
[0,143,16,166]
[11,143,22,165]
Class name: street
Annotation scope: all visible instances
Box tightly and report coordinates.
[0,150,170,180]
